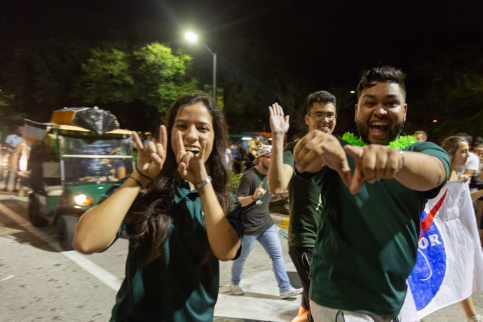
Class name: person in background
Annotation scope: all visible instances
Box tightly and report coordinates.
[229,142,238,173]
[413,130,427,142]
[471,140,483,234]
[3,125,24,192]
[254,136,265,149]
[247,138,258,153]
[457,133,479,179]
[268,90,338,322]
[143,132,153,147]
[73,92,243,322]
[441,136,483,322]
[244,148,257,171]
[230,145,302,299]
[225,146,233,168]
[232,142,245,174]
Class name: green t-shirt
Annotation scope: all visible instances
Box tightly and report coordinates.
[109,181,244,322]
[283,142,326,247]
[309,140,450,316]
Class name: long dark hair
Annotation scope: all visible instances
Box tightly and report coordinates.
[125,92,231,266]
[441,136,468,162]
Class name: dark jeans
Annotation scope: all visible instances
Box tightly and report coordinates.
[289,245,314,320]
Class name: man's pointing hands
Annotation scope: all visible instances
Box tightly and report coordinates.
[294,131,403,194]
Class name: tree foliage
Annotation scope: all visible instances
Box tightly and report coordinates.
[72,47,134,104]
[73,42,198,113]
[3,37,90,120]
[0,89,25,124]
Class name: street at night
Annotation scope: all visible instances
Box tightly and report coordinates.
[1,190,483,322]
[2,1,483,322]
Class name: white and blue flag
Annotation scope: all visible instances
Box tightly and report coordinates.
[400,180,483,321]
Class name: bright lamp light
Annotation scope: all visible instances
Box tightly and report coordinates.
[184,32,198,42]
[74,194,93,206]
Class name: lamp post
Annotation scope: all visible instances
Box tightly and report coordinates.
[184,32,217,100]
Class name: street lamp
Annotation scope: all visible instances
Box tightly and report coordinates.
[184,32,217,100]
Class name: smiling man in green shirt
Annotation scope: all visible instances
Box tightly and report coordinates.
[292,66,450,322]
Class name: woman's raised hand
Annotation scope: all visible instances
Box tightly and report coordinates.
[175,131,208,185]
[132,126,167,180]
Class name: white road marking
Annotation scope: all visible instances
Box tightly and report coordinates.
[1,275,15,281]
[0,202,121,291]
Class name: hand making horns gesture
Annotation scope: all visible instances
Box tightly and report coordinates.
[175,131,209,184]
[132,126,167,179]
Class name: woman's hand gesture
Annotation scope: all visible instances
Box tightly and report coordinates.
[132,126,167,180]
[175,131,209,185]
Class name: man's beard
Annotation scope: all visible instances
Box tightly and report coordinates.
[356,121,405,145]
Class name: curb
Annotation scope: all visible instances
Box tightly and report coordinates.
[270,213,289,227]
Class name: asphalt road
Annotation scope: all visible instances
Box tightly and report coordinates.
[0,192,299,322]
[2,188,483,322]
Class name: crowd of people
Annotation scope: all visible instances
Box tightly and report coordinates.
[65,65,483,322]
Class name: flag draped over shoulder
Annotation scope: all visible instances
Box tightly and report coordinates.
[400,180,483,321]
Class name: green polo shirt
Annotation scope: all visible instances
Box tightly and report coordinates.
[283,142,326,247]
[109,181,244,322]
[309,140,450,316]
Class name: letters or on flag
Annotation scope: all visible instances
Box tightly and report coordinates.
[400,180,483,321]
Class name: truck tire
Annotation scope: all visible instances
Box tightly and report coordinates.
[57,215,78,251]
[29,194,47,227]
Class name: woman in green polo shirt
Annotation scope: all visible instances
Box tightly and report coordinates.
[73,92,244,322]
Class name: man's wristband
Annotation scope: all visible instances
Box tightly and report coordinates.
[396,150,405,172]
[195,176,212,190]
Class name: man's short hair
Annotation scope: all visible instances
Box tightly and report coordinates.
[414,130,428,140]
[456,132,473,145]
[357,66,406,101]
[306,90,337,114]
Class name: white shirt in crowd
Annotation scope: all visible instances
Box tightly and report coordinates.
[463,152,480,176]
[225,148,232,164]
[5,134,22,153]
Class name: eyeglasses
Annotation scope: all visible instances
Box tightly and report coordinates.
[307,112,336,120]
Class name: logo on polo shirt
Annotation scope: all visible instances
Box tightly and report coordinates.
[407,190,448,311]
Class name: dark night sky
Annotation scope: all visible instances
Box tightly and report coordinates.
[1,0,483,90]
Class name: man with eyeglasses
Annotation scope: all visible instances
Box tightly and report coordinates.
[268,90,337,322]
[290,66,450,322]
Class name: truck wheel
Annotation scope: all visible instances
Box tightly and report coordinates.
[29,194,47,227]
[57,215,78,251]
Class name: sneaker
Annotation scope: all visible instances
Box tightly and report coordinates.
[280,287,303,299]
[468,315,483,322]
[230,284,244,295]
